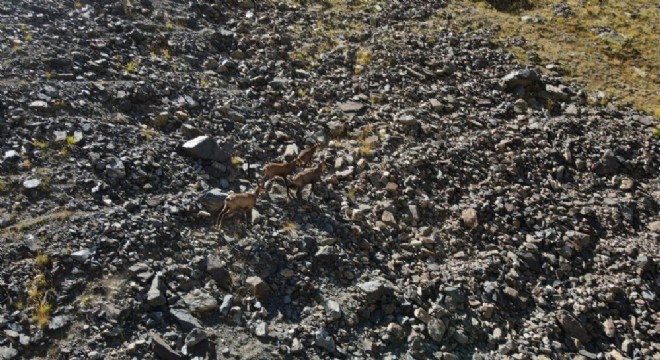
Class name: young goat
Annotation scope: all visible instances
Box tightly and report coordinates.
[296,143,320,167]
[216,184,265,229]
[262,159,299,190]
[287,162,327,199]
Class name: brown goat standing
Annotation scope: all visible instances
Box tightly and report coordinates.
[216,184,265,229]
[262,159,299,190]
[296,143,320,166]
[287,162,326,199]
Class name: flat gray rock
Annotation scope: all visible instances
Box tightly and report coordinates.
[357,280,385,303]
[501,69,543,90]
[71,248,94,262]
[147,275,166,307]
[182,136,232,162]
[151,335,183,360]
[0,347,18,360]
[48,315,69,330]
[337,101,364,113]
[184,328,208,349]
[183,289,218,314]
[556,310,590,343]
[198,189,228,212]
[170,309,202,332]
[29,100,48,109]
[22,178,41,190]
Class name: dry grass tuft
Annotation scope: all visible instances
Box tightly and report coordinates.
[282,221,298,232]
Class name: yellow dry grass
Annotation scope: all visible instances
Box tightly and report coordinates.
[447,0,659,117]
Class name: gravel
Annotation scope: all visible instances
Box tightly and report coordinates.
[0,0,658,359]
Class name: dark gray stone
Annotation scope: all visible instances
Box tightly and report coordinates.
[198,190,228,212]
[170,309,202,331]
[501,69,544,91]
[314,245,339,263]
[337,101,365,113]
[556,310,590,343]
[151,335,183,360]
[246,276,269,299]
[314,327,335,353]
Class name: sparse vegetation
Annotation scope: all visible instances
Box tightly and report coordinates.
[32,297,52,328]
[354,126,375,157]
[26,269,54,328]
[141,128,159,141]
[450,0,659,117]
[231,156,243,169]
[354,48,372,74]
[652,128,660,138]
[35,253,49,269]
[355,49,372,66]
[0,178,10,194]
[79,294,91,308]
[1,209,72,237]
[160,48,171,60]
[347,187,357,200]
[358,142,372,157]
[123,59,139,73]
[32,140,47,149]
[282,221,298,232]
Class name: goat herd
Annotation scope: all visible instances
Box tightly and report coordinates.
[215,143,326,229]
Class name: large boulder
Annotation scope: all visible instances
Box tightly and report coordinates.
[182,136,233,162]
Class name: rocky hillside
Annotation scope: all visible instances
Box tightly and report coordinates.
[0,1,658,359]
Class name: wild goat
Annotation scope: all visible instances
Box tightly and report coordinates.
[216,184,265,229]
[287,162,326,199]
[262,159,299,189]
[296,143,320,166]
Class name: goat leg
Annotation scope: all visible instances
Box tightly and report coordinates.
[286,181,293,199]
[216,206,228,229]
[218,208,233,229]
